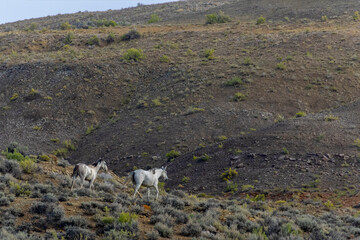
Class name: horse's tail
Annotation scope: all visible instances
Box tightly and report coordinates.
[71,164,79,178]
[123,171,135,185]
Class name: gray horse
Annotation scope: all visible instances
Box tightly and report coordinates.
[125,166,168,200]
[70,158,108,191]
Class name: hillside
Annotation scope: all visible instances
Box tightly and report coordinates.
[2,0,360,238]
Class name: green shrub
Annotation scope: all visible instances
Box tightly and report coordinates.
[106,32,116,43]
[166,150,180,160]
[52,148,68,157]
[28,22,38,31]
[93,19,117,27]
[9,181,31,196]
[123,48,144,62]
[39,155,50,161]
[160,55,170,63]
[354,138,360,148]
[60,22,73,30]
[218,135,228,141]
[221,168,238,181]
[206,11,231,24]
[204,49,215,60]
[354,11,360,21]
[241,184,254,192]
[224,77,243,86]
[102,216,115,225]
[154,222,172,238]
[226,181,238,193]
[10,93,19,101]
[121,29,141,41]
[243,57,253,65]
[64,33,74,44]
[2,148,25,161]
[63,140,76,151]
[86,125,98,135]
[324,115,338,121]
[118,212,138,224]
[193,154,210,162]
[295,111,306,118]
[233,92,246,102]
[148,14,161,24]
[20,158,37,174]
[282,147,290,155]
[321,15,328,22]
[256,16,266,25]
[182,176,190,183]
[276,62,286,70]
[86,35,100,45]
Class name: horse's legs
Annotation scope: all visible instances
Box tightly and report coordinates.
[133,183,141,198]
[89,177,95,191]
[147,188,151,199]
[70,176,76,190]
[80,175,86,188]
[154,184,159,200]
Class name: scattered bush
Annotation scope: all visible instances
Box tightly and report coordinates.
[86,35,100,45]
[296,215,319,232]
[295,111,307,118]
[226,181,238,193]
[147,231,160,240]
[9,181,31,197]
[160,55,170,63]
[354,11,360,21]
[90,19,117,27]
[63,140,76,151]
[182,176,190,183]
[123,48,144,62]
[243,57,253,65]
[30,201,49,214]
[181,222,202,237]
[161,196,185,210]
[10,93,19,101]
[150,213,173,227]
[65,226,96,240]
[241,184,255,192]
[204,49,215,60]
[224,77,244,86]
[232,92,246,102]
[154,222,172,238]
[256,16,266,25]
[276,62,286,70]
[206,11,231,24]
[166,150,180,160]
[60,22,73,30]
[193,154,210,162]
[148,14,161,24]
[106,32,116,43]
[64,32,74,44]
[19,158,37,174]
[121,29,141,41]
[28,22,38,31]
[325,114,339,121]
[118,212,138,224]
[221,168,238,181]
[0,158,22,178]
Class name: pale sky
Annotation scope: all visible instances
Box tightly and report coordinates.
[0,0,179,24]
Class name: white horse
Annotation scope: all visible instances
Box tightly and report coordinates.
[70,158,108,191]
[125,166,168,200]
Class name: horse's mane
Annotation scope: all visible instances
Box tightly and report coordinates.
[92,158,103,166]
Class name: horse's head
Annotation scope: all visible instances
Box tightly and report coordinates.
[161,166,168,181]
[96,158,108,172]
[102,160,108,172]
